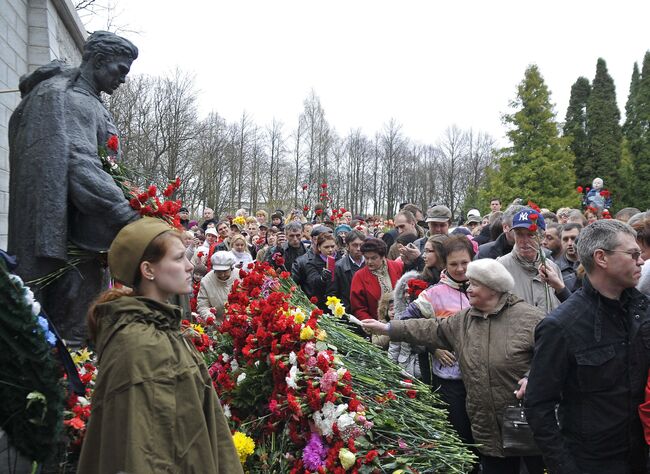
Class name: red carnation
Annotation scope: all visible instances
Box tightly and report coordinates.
[576,186,583,193]
[529,223,538,232]
[303,205,310,212]
[310,296,318,304]
[302,183,308,190]
[129,198,141,210]
[147,185,157,197]
[163,185,174,197]
[406,390,417,399]
[315,209,323,216]
[321,183,327,189]
[529,213,539,221]
[107,134,119,152]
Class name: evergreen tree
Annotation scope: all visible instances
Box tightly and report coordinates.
[482,65,578,210]
[631,52,650,209]
[563,77,591,185]
[623,62,641,147]
[585,58,622,198]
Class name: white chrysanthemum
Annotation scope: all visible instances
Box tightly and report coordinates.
[289,351,297,366]
[230,358,239,372]
[223,404,231,418]
[236,373,246,384]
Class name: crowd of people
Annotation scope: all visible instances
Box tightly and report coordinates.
[172,191,650,474]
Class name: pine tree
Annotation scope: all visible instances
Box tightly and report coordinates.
[482,65,579,210]
[623,62,641,147]
[585,58,622,199]
[563,77,591,185]
[631,52,650,209]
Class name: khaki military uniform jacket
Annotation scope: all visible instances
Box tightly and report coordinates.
[78,296,242,474]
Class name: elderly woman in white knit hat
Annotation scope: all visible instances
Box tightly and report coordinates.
[361,258,546,474]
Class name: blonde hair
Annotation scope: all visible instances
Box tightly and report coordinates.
[230,234,249,249]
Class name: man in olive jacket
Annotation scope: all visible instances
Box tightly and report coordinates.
[525,220,650,474]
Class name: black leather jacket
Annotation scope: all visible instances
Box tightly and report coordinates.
[525,277,650,474]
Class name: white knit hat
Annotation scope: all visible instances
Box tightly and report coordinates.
[466,259,514,293]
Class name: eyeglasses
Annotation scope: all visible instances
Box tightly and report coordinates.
[602,248,642,261]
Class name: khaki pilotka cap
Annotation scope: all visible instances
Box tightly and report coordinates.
[108,217,173,287]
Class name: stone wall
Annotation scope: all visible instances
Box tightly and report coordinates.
[0,0,85,249]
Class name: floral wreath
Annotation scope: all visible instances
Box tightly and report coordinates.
[0,251,65,463]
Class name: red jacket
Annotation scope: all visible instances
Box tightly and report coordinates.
[350,259,403,320]
[639,368,650,444]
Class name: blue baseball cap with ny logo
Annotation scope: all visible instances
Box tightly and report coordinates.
[511,207,546,231]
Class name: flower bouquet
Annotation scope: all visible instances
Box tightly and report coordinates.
[203,261,476,473]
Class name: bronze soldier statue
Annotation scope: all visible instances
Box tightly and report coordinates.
[8,31,139,345]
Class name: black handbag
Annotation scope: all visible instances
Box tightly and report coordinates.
[501,402,541,457]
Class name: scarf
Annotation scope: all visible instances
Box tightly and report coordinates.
[512,246,541,274]
[438,270,469,294]
[370,261,393,296]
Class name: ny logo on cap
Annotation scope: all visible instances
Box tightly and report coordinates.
[519,212,529,221]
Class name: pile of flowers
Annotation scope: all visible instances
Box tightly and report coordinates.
[203,260,475,473]
[62,348,96,455]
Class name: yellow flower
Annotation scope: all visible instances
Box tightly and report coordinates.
[333,303,346,318]
[72,347,92,365]
[338,448,356,470]
[300,326,315,340]
[316,329,327,341]
[191,323,204,334]
[233,216,247,226]
[232,431,255,464]
[326,295,341,308]
[292,308,306,324]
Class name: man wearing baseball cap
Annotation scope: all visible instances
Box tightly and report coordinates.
[497,207,570,313]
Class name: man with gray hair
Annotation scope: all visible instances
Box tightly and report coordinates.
[525,220,649,474]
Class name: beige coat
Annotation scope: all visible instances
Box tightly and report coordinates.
[497,251,561,313]
[197,270,238,321]
[389,293,545,457]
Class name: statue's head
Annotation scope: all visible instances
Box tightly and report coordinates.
[81,31,138,95]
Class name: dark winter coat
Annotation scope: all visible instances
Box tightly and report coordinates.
[525,277,650,474]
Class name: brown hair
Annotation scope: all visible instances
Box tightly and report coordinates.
[632,217,650,248]
[360,237,388,257]
[442,235,475,263]
[87,231,182,343]
[316,232,336,252]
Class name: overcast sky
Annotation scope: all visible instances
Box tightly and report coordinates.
[85,0,650,146]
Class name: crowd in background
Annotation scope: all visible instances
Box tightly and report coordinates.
[175,178,650,474]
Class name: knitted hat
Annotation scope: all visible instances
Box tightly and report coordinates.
[108,217,174,286]
[335,224,352,236]
[465,259,514,293]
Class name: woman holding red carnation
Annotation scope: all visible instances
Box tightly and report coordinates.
[78,217,242,473]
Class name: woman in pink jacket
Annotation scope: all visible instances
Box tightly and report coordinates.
[397,235,477,468]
